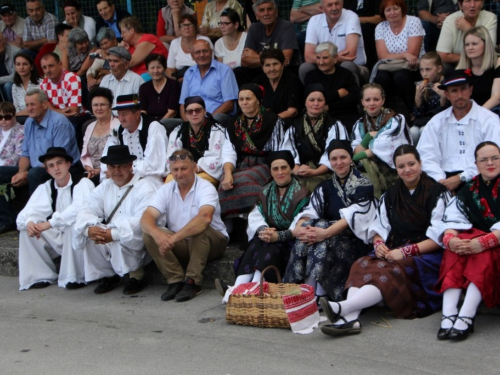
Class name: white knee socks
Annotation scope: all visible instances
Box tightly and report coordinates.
[454,283,482,330]
[329,285,383,324]
[441,288,461,329]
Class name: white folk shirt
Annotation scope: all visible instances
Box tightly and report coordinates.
[73,174,158,252]
[17,176,95,230]
[149,175,228,238]
[417,100,500,182]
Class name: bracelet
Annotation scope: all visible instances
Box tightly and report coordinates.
[400,243,421,258]
[442,233,456,249]
[277,230,293,242]
[477,232,499,251]
[374,239,385,250]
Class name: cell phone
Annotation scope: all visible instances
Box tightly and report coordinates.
[89,52,101,59]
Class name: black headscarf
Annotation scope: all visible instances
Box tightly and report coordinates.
[267,150,295,169]
[327,139,353,159]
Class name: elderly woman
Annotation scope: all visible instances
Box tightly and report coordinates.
[119,16,169,79]
[12,52,42,120]
[199,0,244,40]
[81,87,119,184]
[252,48,303,125]
[219,83,285,218]
[283,140,375,301]
[0,101,24,168]
[282,84,349,192]
[216,150,310,301]
[320,145,450,337]
[457,26,500,111]
[166,96,226,186]
[373,0,425,114]
[63,27,95,77]
[166,14,213,81]
[87,27,118,90]
[214,8,247,69]
[352,83,412,198]
[435,141,500,341]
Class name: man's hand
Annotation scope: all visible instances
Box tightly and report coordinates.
[153,230,176,257]
[11,171,28,187]
[439,175,462,192]
[221,173,234,190]
[34,221,51,234]
[88,226,113,244]
[26,221,42,239]
[336,50,356,63]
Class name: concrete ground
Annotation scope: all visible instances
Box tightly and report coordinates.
[1,275,499,375]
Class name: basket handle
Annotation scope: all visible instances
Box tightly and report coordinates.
[259,265,282,296]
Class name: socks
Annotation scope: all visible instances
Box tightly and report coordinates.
[316,282,327,297]
[234,274,252,287]
[330,285,382,324]
[454,283,482,330]
[441,288,461,329]
[129,267,144,280]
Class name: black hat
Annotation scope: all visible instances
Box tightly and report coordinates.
[0,4,15,14]
[304,83,326,100]
[100,145,137,165]
[240,83,264,102]
[38,147,73,163]
[438,69,473,90]
[112,94,140,110]
[267,150,295,169]
[326,139,353,159]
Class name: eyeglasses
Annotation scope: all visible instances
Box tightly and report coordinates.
[0,114,13,120]
[169,154,192,162]
[477,156,500,164]
[218,21,232,26]
[186,107,204,115]
[180,23,194,28]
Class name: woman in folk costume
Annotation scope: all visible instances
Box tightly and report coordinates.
[283,140,376,303]
[282,84,349,193]
[351,83,412,198]
[321,144,450,337]
[436,141,500,341]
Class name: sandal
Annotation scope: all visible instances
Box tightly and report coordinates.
[320,297,341,323]
[437,314,457,341]
[321,318,362,337]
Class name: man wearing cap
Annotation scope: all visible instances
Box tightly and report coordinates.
[74,145,157,295]
[99,46,144,114]
[0,4,25,47]
[17,147,95,290]
[22,0,57,55]
[141,148,228,302]
[100,94,168,188]
[417,69,500,192]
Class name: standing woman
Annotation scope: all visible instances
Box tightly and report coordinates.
[219,83,284,218]
[12,52,42,121]
[435,141,500,341]
[282,84,349,192]
[284,140,376,301]
[214,9,247,69]
[200,0,244,40]
[352,83,412,198]
[373,0,425,114]
[320,144,450,337]
[456,26,500,111]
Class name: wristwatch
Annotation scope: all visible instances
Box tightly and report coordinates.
[459,173,467,182]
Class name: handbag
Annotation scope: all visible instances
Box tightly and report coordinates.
[377,59,415,72]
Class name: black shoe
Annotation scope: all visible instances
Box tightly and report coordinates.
[123,277,148,295]
[448,316,475,341]
[29,281,51,289]
[320,297,341,323]
[66,282,86,290]
[321,318,362,337]
[437,314,457,340]
[94,275,121,294]
[215,278,228,297]
[175,278,202,302]
[161,281,184,301]
[0,224,16,235]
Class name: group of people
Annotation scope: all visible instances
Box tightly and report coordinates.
[0,0,498,343]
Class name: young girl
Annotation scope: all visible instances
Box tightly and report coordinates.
[412,52,448,145]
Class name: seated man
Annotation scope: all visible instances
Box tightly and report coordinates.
[0,4,25,47]
[417,0,456,53]
[99,46,144,113]
[0,88,80,234]
[289,0,321,54]
[17,147,94,290]
[62,0,96,42]
[74,145,157,295]
[101,94,168,188]
[157,0,195,45]
[0,32,19,102]
[22,0,57,56]
[417,70,500,192]
[95,0,131,41]
[141,149,228,302]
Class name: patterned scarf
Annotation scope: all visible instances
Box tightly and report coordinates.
[361,107,395,134]
[179,117,212,162]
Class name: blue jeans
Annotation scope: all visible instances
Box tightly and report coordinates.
[0,81,13,102]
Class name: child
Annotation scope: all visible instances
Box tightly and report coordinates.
[412,52,448,145]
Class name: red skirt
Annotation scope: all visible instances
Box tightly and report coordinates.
[435,228,500,308]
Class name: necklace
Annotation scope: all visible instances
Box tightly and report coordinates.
[277,179,292,188]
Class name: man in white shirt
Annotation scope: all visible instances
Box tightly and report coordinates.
[17,147,95,290]
[141,149,228,302]
[417,70,500,192]
[74,145,157,295]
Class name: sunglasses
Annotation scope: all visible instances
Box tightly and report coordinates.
[186,107,204,115]
[169,154,192,162]
[0,114,13,120]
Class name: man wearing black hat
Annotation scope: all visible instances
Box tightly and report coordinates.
[17,147,95,290]
[0,4,24,47]
[74,145,157,295]
[100,93,168,188]
[417,69,500,192]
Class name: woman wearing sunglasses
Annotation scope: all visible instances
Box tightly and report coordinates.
[0,101,24,170]
[214,9,247,69]
[165,96,227,187]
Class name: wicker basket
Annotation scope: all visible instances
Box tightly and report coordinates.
[226,266,302,329]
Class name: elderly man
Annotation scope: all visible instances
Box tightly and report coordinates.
[100,94,168,188]
[99,45,144,113]
[0,88,80,234]
[62,0,96,42]
[0,4,25,47]
[417,70,500,192]
[17,147,94,290]
[299,0,367,85]
[95,0,130,41]
[157,0,195,44]
[22,0,57,55]
[142,149,228,302]
[0,32,19,102]
[74,145,157,295]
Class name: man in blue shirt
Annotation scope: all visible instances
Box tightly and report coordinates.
[0,88,81,234]
[95,0,130,41]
